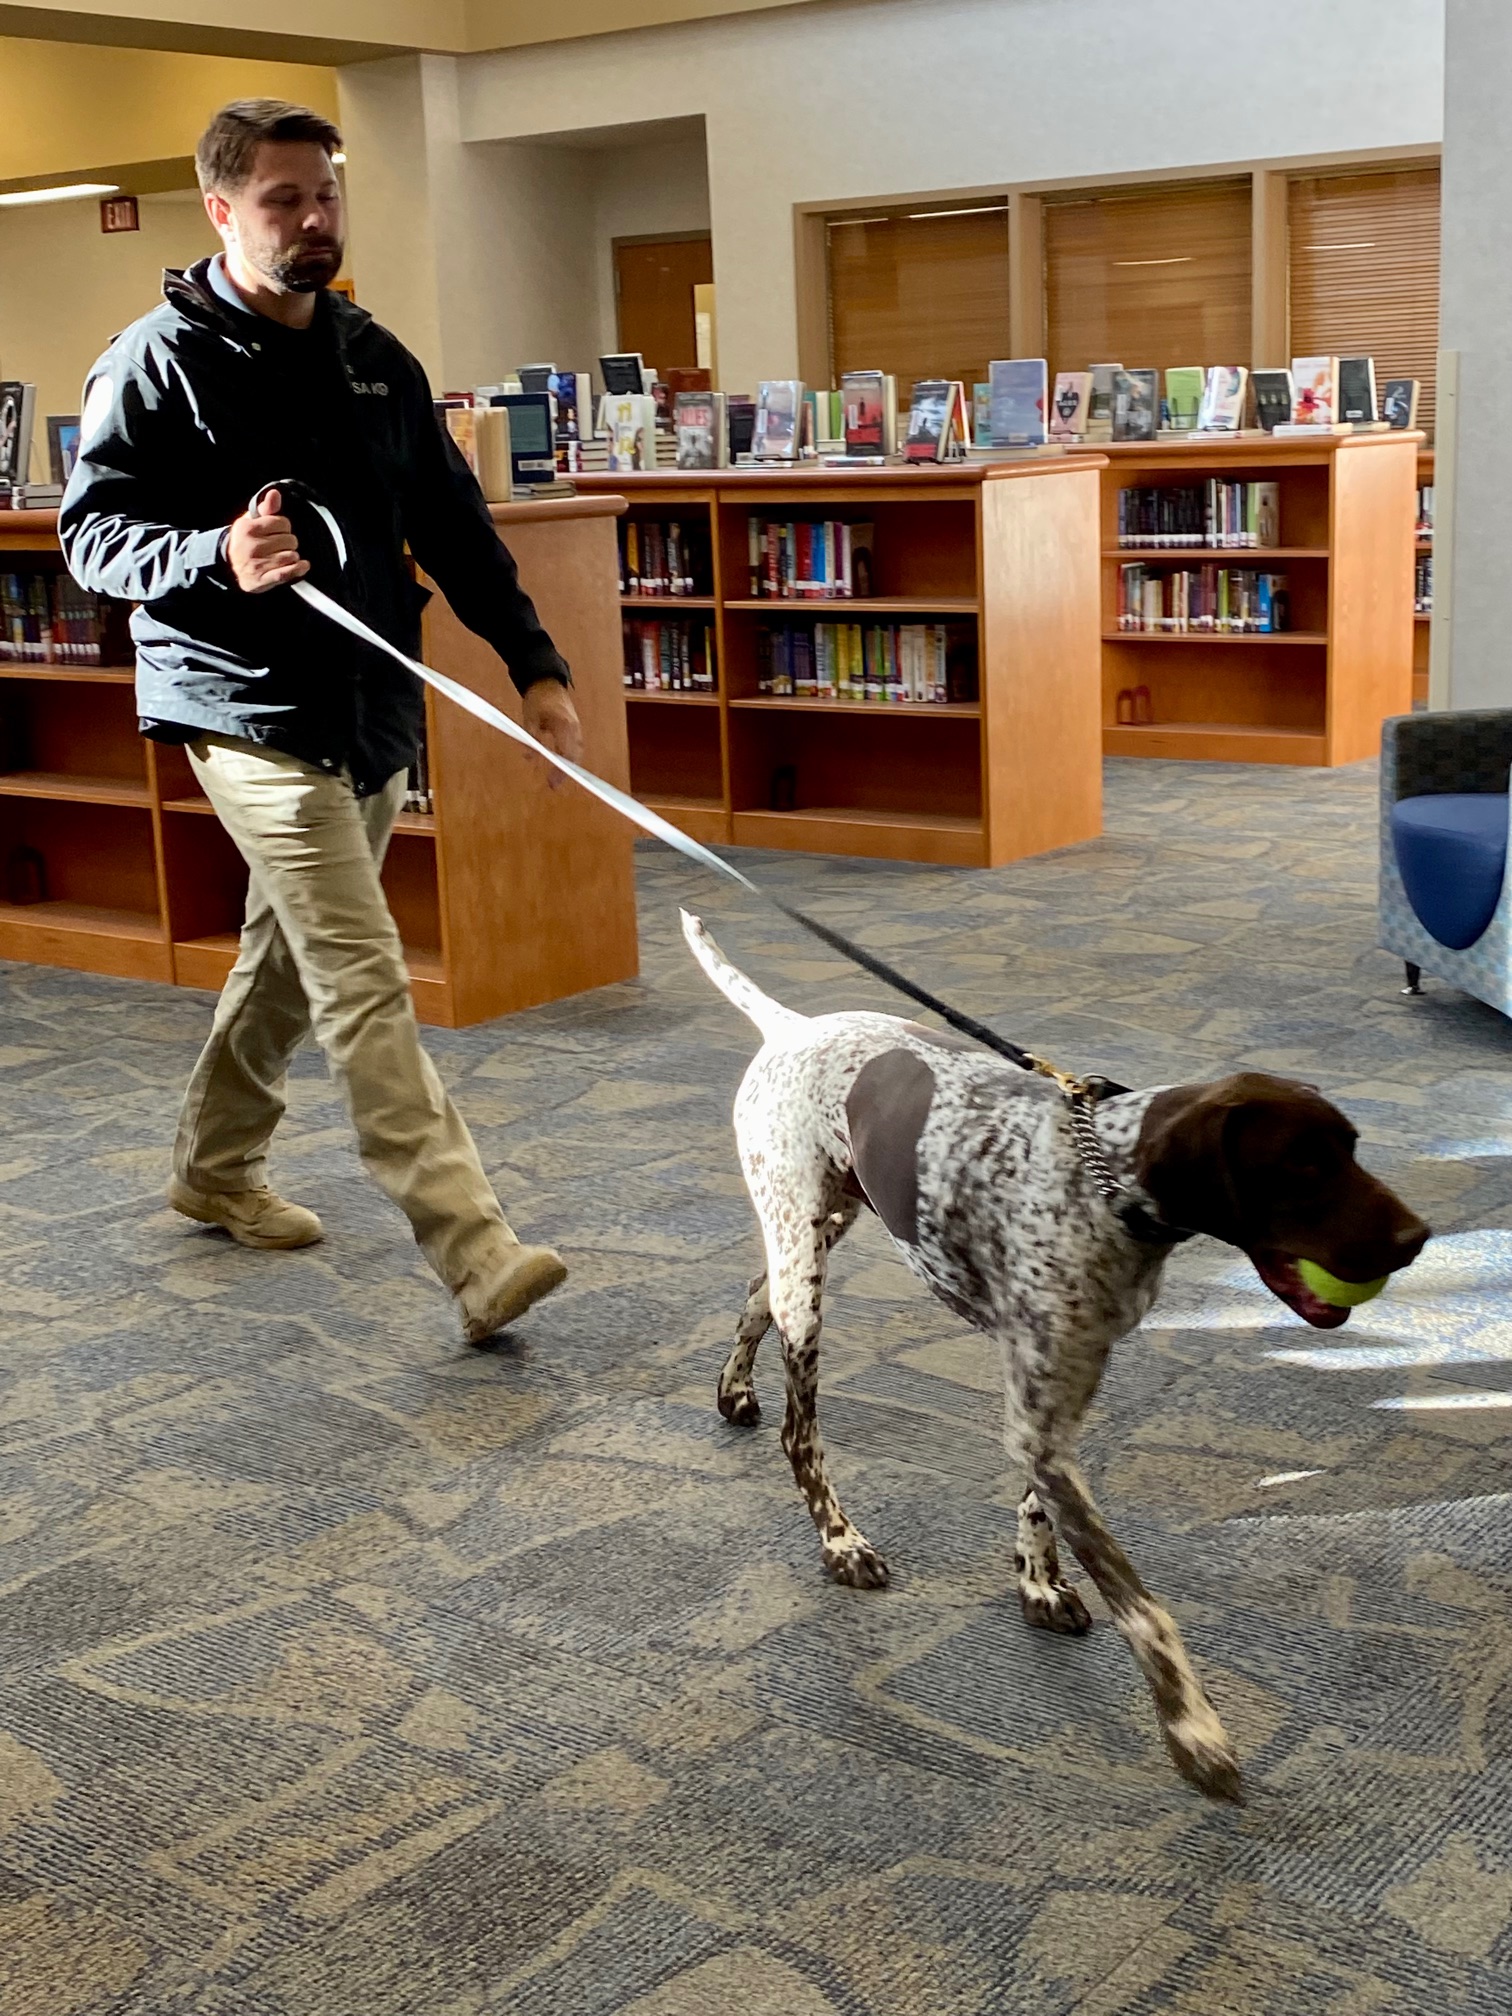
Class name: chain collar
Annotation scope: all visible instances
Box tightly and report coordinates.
[1027,1058,1195,1247]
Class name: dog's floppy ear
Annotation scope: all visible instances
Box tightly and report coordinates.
[1134,1080,1245,1242]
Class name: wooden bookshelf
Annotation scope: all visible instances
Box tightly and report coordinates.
[0,498,638,1024]
[1084,432,1419,765]
[1414,447,1433,707]
[577,461,1105,867]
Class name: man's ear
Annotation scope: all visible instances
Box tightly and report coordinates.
[1134,1081,1243,1242]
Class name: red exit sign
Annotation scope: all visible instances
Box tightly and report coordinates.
[100,196,139,233]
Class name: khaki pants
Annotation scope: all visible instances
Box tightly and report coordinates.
[172,733,519,1309]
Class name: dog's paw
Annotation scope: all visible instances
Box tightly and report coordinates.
[825,1539,890,1590]
[1161,1710,1244,1805]
[717,1385,761,1427]
[1019,1579,1092,1636]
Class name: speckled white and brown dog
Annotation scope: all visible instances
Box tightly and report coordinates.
[684,911,1428,1802]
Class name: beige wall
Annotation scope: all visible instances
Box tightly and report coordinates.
[418,0,1446,394]
[0,36,340,187]
[0,188,219,457]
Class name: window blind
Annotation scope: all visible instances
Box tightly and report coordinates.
[827,204,1011,394]
[1044,178,1252,384]
[1288,164,1440,435]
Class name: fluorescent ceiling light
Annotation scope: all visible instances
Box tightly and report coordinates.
[332,152,347,165]
[907,204,1008,220]
[829,217,889,229]
[0,181,119,208]
[1306,241,1376,252]
[1114,256,1194,267]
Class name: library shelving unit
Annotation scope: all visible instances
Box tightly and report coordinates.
[1414,446,1434,708]
[0,496,638,1026]
[577,459,1105,868]
[1084,431,1418,765]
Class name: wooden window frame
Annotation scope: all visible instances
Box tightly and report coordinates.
[795,144,1439,393]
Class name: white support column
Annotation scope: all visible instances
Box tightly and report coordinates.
[1439,0,1512,709]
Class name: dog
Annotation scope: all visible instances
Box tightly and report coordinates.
[684,912,1429,1800]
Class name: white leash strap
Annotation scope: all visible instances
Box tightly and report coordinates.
[293,579,760,897]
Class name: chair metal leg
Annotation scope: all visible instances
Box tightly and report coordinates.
[1401,962,1424,997]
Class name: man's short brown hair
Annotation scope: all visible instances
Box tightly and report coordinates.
[195,99,342,195]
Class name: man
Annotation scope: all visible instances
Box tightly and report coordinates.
[61,99,579,1341]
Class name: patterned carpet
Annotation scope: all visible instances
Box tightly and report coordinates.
[4,757,1512,2016]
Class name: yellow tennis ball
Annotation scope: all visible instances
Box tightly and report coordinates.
[1297,1259,1387,1307]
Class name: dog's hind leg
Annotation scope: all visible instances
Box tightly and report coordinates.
[717,1273,773,1426]
[1015,1487,1092,1636]
[761,1192,883,1588]
[717,1201,859,1431]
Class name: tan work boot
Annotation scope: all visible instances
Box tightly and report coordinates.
[167,1177,324,1250]
[460,1245,568,1343]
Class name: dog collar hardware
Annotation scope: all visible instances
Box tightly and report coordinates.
[1049,1071,1195,1249]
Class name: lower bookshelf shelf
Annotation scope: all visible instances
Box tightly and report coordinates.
[730,805,984,867]
[0,770,151,807]
[643,793,729,844]
[1103,721,1328,764]
[0,899,171,981]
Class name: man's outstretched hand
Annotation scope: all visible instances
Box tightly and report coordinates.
[523,679,583,771]
[225,488,309,594]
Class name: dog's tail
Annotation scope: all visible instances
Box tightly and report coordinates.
[681,910,803,1041]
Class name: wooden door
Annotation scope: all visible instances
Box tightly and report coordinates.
[614,235,713,374]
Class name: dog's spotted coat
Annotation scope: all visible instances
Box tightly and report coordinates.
[685,912,1429,1802]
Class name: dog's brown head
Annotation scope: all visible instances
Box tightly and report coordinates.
[1134,1072,1429,1328]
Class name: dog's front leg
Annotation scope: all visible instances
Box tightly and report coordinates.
[1015,1488,1092,1635]
[1032,1446,1241,1803]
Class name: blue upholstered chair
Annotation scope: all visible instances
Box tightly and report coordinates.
[1379,710,1512,1014]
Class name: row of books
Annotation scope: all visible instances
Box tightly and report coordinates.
[747,519,875,599]
[981,356,1422,448]
[756,621,969,704]
[1417,485,1435,540]
[1415,555,1434,616]
[1117,481,1281,550]
[623,618,717,693]
[1116,566,1291,635]
[618,519,712,597]
[1,570,115,664]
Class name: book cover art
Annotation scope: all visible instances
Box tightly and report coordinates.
[600,352,647,397]
[1085,363,1121,442]
[606,393,654,471]
[1251,370,1295,433]
[442,403,478,474]
[1290,356,1337,427]
[0,382,35,488]
[754,380,804,460]
[1164,366,1204,431]
[1113,369,1158,441]
[1197,366,1247,432]
[1254,482,1281,549]
[1337,355,1378,424]
[675,391,726,469]
[1381,377,1420,430]
[1049,371,1090,440]
[988,358,1048,447]
[973,382,992,444]
[905,380,953,461]
[727,398,757,460]
[46,415,81,485]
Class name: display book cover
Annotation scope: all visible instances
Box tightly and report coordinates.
[905,379,967,461]
[1112,368,1159,441]
[599,352,649,398]
[988,358,1047,447]
[1049,371,1090,441]
[1163,367,1204,432]
[839,370,896,458]
[1085,363,1121,442]
[1195,365,1248,433]
[1381,377,1420,430]
[753,380,805,459]
[487,392,558,484]
[1337,355,1380,425]
[604,392,660,471]
[1251,370,1295,433]
[675,390,728,469]
[0,382,37,490]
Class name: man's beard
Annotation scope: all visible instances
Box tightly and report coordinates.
[262,238,345,294]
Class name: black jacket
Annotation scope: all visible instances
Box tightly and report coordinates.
[60,260,570,795]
